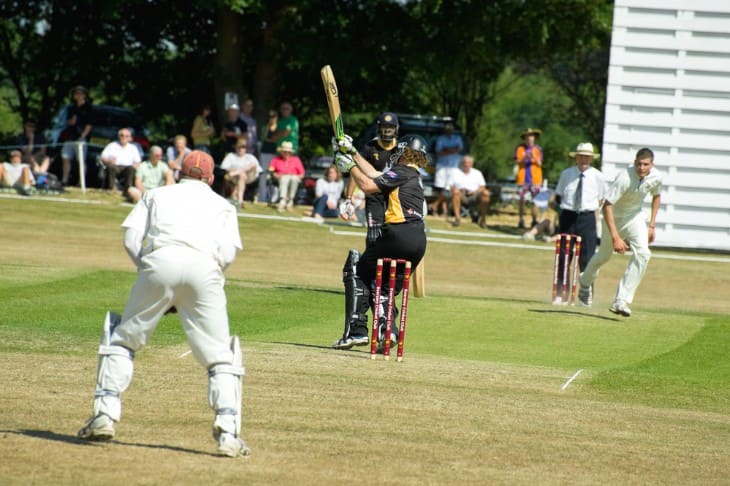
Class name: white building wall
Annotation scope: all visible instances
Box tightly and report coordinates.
[604,0,730,250]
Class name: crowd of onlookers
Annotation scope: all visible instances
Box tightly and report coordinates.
[1,86,555,233]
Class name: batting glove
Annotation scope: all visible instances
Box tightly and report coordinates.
[334,152,356,174]
[337,134,357,155]
[339,198,355,220]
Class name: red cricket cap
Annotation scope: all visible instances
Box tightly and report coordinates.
[181,150,214,180]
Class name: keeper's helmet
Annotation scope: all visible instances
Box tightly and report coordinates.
[390,134,431,167]
[376,112,399,141]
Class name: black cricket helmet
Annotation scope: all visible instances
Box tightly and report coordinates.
[390,134,430,166]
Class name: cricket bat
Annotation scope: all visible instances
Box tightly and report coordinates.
[411,260,425,298]
[320,65,345,139]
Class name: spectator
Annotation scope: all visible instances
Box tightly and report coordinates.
[270,101,300,153]
[554,142,605,304]
[0,149,34,195]
[127,145,174,203]
[514,127,544,229]
[578,148,662,317]
[17,119,50,175]
[269,141,304,211]
[256,109,279,204]
[522,191,559,242]
[220,138,261,209]
[221,103,248,155]
[239,99,258,156]
[429,121,464,217]
[304,165,344,220]
[449,155,490,228]
[100,127,141,198]
[191,104,215,153]
[166,134,191,181]
[60,85,94,186]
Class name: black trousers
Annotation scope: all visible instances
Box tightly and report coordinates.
[357,221,427,288]
[558,210,597,272]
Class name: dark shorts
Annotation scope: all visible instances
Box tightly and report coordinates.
[357,221,427,286]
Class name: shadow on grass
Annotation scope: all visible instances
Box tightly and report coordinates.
[271,341,374,359]
[5,429,212,456]
[528,308,622,322]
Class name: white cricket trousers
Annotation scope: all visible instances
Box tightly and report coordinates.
[113,245,233,367]
[580,215,651,304]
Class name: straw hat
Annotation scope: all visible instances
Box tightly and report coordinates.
[569,142,600,159]
[520,128,542,139]
[277,141,294,153]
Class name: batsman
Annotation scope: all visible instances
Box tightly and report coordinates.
[77,151,252,458]
[333,133,428,350]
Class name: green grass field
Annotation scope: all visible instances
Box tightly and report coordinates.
[1,192,728,484]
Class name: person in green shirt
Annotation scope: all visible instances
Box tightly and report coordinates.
[127,145,174,202]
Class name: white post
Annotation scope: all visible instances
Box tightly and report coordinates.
[77,141,86,194]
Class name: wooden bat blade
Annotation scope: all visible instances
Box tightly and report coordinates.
[411,260,425,298]
[320,65,344,139]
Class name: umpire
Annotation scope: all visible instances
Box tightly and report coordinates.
[554,142,605,303]
[333,134,428,349]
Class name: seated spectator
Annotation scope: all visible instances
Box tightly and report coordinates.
[221,103,248,155]
[269,141,304,211]
[100,127,141,197]
[127,145,173,203]
[166,134,190,181]
[449,155,490,228]
[304,165,344,220]
[17,120,50,175]
[0,150,34,196]
[522,190,558,242]
[220,138,261,209]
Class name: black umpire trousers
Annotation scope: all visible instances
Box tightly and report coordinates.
[558,210,598,272]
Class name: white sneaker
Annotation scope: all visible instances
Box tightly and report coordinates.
[522,231,535,241]
[609,300,631,317]
[552,296,563,305]
[216,432,251,457]
[78,413,115,441]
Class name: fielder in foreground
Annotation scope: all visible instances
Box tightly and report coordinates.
[77,151,251,458]
[333,135,428,349]
[578,147,662,317]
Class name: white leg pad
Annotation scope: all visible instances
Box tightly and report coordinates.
[93,311,134,422]
[208,336,245,437]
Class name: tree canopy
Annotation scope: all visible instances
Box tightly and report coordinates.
[0,0,613,179]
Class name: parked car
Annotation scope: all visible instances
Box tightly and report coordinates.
[354,113,468,202]
[46,104,150,187]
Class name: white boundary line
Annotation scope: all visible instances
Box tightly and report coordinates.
[561,369,583,391]
[6,193,729,264]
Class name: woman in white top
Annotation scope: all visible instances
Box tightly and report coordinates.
[306,165,344,220]
[220,138,261,208]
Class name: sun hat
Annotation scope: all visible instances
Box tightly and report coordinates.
[277,141,294,153]
[520,127,542,139]
[569,142,600,159]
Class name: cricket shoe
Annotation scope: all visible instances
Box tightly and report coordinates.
[216,432,252,458]
[77,413,115,441]
[609,300,632,317]
[375,332,398,354]
[332,335,369,350]
[552,296,563,305]
[578,282,592,307]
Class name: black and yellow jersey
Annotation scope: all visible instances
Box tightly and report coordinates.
[361,138,399,226]
[374,164,425,224]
